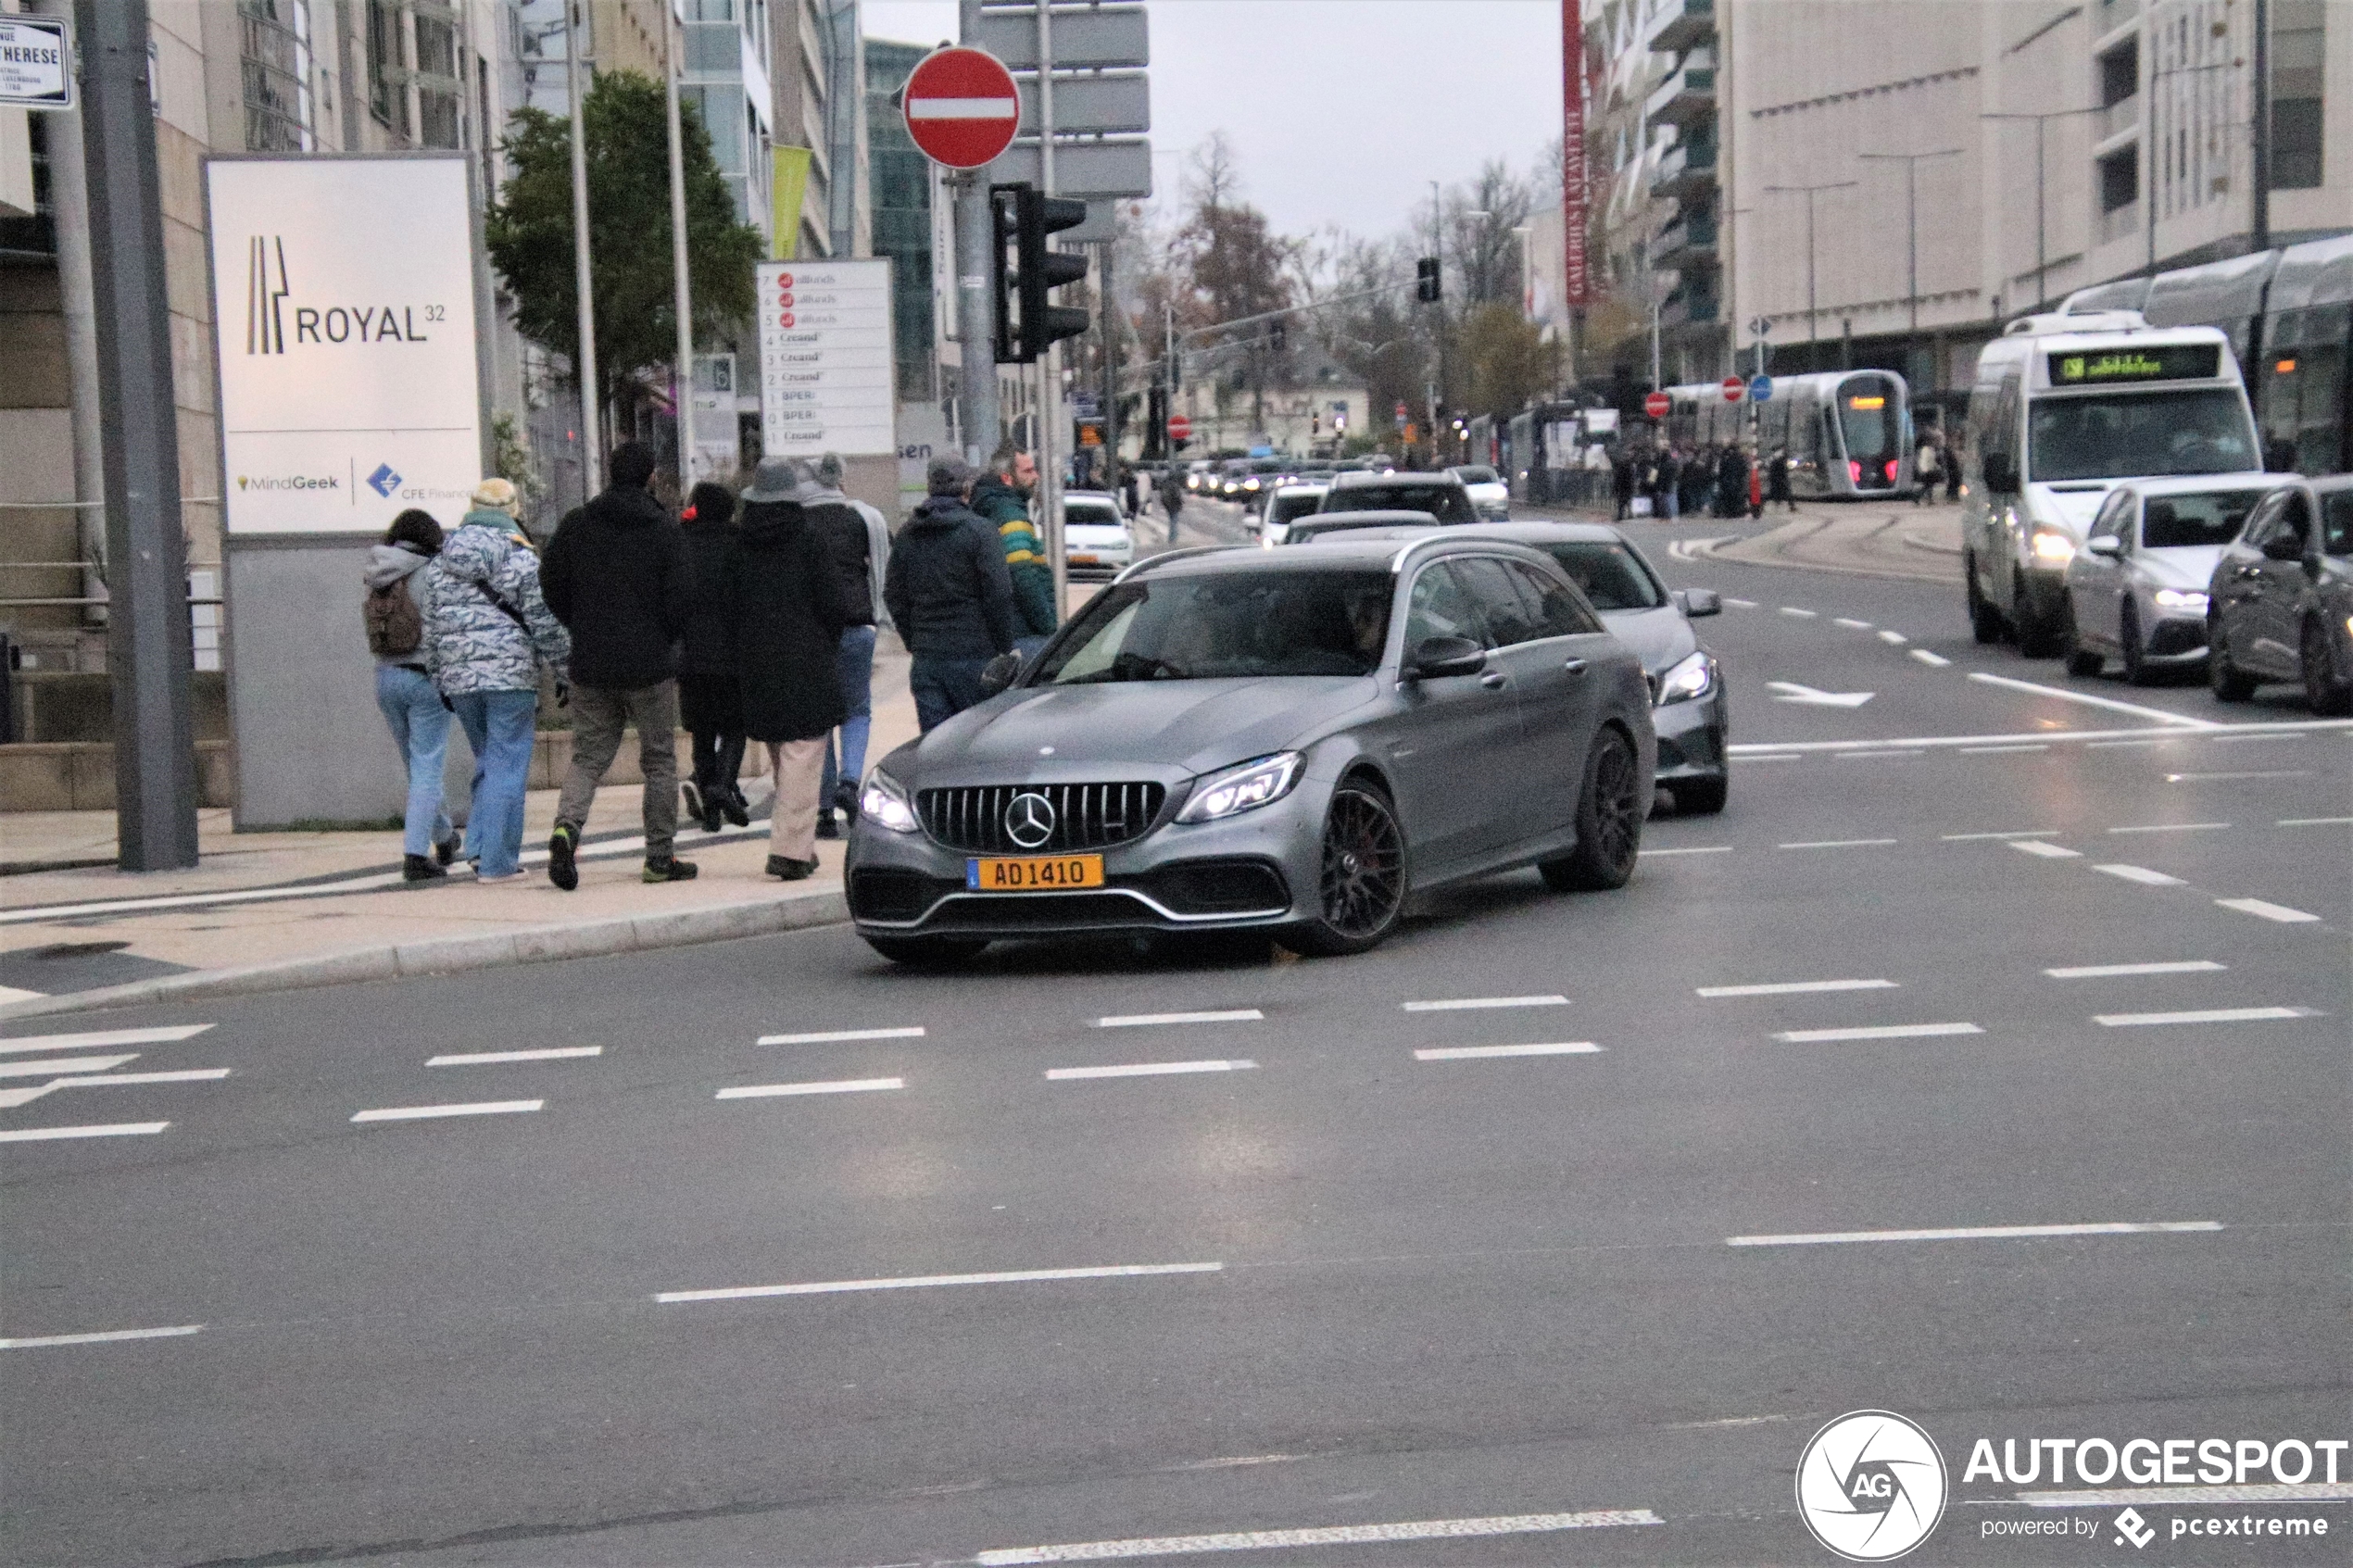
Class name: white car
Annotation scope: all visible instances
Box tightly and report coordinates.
[1257,483,1329,546]
[1449,464,1511,520]
[1062,491,1134,578]
[2062,474,2281,684]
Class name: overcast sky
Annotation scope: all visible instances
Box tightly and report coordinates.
[862,1,1566,242]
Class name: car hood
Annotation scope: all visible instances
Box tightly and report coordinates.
[2134,546,2227,589]
[1596,605,1694,675]
[909,675,1379,783]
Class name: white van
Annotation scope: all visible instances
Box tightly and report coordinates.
[1961,312,2263,654]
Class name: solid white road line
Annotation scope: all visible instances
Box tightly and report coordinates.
[2216,897,2322,923]
[2109,822,2229,834]
[1725,720,2347,756]
[1724,596,1758,608]
[0,1323,205,1349]
[0,1055,137,1080]
[1780,838,1898,849]
[716,1077,905,1098]
[758,1026,926,1046]
[2094,1007,2318,1027]
[658,1261,1224,1304]
[0,1123,169,1142]
[2009,840,2082,859]
[1400,995,1568,1011]
[1047,1060,1255,1080]
[1944,829,2065,840]
[1773,1022,1982,1042]
[1959,744,2048,755]
[1096,1010,1263,1028]
[1834,617,1872,629]
[2019,1482,2353,1507]
[1779,607,1818,618]
[1728,1220,2220,1247]
[349,1100,542,1123]
[429,1047,603,1066]
[1415,1043,1602,1060]
[1834,750,1923,760]
[2095,863,2188,886]
[972,1509,1665,1565]
[1698,978,1898,997]
[0,1024,211,1056]
[2278,816,2353,826]
[1966,671,2222,728]
[2168,769,2311,782]
[2045,960,2225,978]
[2084,738,2164,748]
[1910,648,1952,667]
[2208,731,2311,743]
[1733,753,1802,762]
[1877,629,1908,645]
[1644,845,1736,855]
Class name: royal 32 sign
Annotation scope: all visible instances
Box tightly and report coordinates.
[756,259,895,459]
[204,156,485,534]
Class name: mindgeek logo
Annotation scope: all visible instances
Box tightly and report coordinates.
[1796,1411,1948,1562]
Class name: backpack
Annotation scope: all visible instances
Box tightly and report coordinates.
[364,578,424,658]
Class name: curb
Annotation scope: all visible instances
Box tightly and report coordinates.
[0,888,850,1023]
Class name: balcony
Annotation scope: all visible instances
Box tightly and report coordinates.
[1660,284,1719,330]
[2095,0,2141,38]
[1646,63,1717,129]
[1650,139,1718,200]
[2097,198,2141,247]
[1649,0,1715,56]
[2095,91,2141,146]
[1651,210,1719,269]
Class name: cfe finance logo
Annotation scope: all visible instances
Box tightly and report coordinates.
[1797,1411,1948,1561]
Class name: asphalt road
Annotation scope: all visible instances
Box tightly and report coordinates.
[4,511,2347,1568]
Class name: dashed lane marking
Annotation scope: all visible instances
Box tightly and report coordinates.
[2085,738,2165,748]
[350,1100,542,1123]
[2094,863,2189,886]
[1732,753,1802,763]
[1727,1220,2220,1248]
[0,1324,204,1349]
[430,1047,603,1066]
[1697,979,1897,997]
[1965,671,2223,728]
[1779,607,1818,619]
[657,1261,1224,1305]
[1944,830,2064,840]
[1773,1022,1982,1042]
[1400,995,1568,1011]
[2045,960,2226,979]
[1096,1010,1263,1028]
[2215,897,2322,923]
[2168,770,2312,782]
[0,1122,168,1142]
[1644,845,1735,855]
[1724,596,1758,608]
[2009,840,2082,859]
[0,1025,211,1055]
[716,1077,905,1098]
[1959,744,2047,755]
[2279,816,2353,826]
[1877,629,1908,645]
[758,1026,926,1046]
[1834,749,1923,759]
[1779,838,1898,849]
[1046,1060,1255,1081]
[2094,1007,2318,1027]
[1414,1043,1602,1060]
[2108,822,2229,834]
[0,1055,138,1080]
[970,1509,1665,1565]
[1910,649,1953,667]
[1834,617,1872,629]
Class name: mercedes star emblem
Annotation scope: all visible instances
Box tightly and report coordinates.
[1004,792,1057,850]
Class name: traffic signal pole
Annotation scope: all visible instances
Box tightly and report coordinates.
[954,0,999,462]
[1033,0,1066,621]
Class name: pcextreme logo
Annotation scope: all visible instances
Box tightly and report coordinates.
[1796,1411,1949,1562]
[245,236,447,355]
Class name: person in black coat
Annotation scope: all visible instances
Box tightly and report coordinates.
[677,480,747,834]
[730,458,848,880]
[884,457,1019,731]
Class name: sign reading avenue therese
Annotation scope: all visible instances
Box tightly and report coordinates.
[757,258,895,459]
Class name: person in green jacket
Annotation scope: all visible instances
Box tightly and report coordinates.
[971,441,1056,656]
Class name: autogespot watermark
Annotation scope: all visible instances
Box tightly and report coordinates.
[1797,1411,1950,1561]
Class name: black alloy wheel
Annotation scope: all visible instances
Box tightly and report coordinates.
[2208,615,2258,702]
[1966,555,2005,645]
[863,935,990,969]
[2062,596,2103,677]
[1290,782,1407,956]
[2301,618,2353,716]
[1541,727,1643,892]
[2119,600,2152,686]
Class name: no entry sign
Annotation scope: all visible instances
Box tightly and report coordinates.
[1166,413,1192,442]
[1643,391,1670,420]
[902,47,1022,169]
[1720,375,1745,403]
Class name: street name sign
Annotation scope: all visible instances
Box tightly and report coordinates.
[0,15,70,110]
[757,258,895,458]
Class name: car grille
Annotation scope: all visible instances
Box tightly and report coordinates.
[917,782,1168,854]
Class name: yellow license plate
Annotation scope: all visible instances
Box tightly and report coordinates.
[1070,554,1101,564]
[967,854,1105,891]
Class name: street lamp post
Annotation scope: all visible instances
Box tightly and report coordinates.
[564,0,601,488]
[1856,148,1961,379]
[662,0,695,486]
[1980,108,2101,314]
[1761,180,1855,357]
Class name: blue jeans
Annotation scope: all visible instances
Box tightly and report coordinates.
[821,624,879,807]
[374,665,454,858]
[1664,487,1680,521]
[909,655,991,734]
[449,688,539,877]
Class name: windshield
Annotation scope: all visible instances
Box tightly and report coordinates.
[1322,483,1477,523]
[1538,542,1665,610]
[1840,393,1896,462]
[2138,489,2267,548]
[2028,389,2259,483]
[1038,570,1395,684]
[1453,466,1499,484]
[1267,493,1325,526]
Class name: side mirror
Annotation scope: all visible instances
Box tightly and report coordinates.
[2261,533,2308,563]
[1673,587,1722,617]
[1404,635,1488,680]
[977,651,1026,697]
[2084,535,2123,558]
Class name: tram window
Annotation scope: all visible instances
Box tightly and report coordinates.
[1841,392,1896,461]
[2027,389,2258,482]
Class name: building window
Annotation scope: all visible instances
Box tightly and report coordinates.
[239,0,314,152]
[2270,0,2325,188]
[366,0,406,135]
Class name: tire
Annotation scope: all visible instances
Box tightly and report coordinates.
[2119,601,2155,686]
[1286,779,1408,957]
[862,935,989,969]
[2062,596,2103,677]
[2208,615,2258,702]
[2014,583,2061,657]
[1966,555,2004,644]
[1541,727,1644,892]
[2302,618,2353,716]
[1673,773,1729,815]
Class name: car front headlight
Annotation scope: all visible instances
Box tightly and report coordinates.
[1176,752,1303,823]
[1243,477,1261,491]
[1655,649,1717,707]
[2031,529,2077,564]
[860,771,920,834]
[2152,587,2208,612]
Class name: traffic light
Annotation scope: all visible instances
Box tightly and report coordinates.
[1416,256,1441,303]
[989,182,1090,365]
[1269,318,1288,352]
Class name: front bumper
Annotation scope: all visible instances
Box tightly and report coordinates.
[1651,692,1727,781]
[2133,610,2209,665]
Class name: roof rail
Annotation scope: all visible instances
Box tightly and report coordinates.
[1110,544,1240,584]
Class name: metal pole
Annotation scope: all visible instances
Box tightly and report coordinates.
[2250,0,2271,252]
[1036,0,1065,621]
[2033,117,2047,309]
[76,0,197,871]
[565,0,602,486]
[663,0,696,486]
[954,0,997,463]
[33,0,107,625]
[1099,238,1118,500]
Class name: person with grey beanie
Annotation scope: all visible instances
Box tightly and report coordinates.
[882,457,1017,731]
[800,452,893,837]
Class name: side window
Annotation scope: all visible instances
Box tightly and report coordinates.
[2322,494,2353,558]
[1506,558,1605,637]
[1403,562,1494,650]
[2090,489,2133,546]
[1453,558,1541,646]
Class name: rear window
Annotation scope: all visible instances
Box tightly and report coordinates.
[2138,489,2267,548]
[1322,483,1477,524]
[1453,466,1499,484]
[2324,493,2353,557]
[1064,501,1123,527]
[1536,541,1666,611]
[1267,492,1325,526]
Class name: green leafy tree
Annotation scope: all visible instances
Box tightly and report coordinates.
[486,71,760,429]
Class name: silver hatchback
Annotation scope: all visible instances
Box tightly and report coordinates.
[2062,476,2281,684]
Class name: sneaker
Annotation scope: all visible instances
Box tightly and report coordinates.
[547,823,580,891]
[643,855,699,883]
[765,855,818,881]
[814,810,840,841]
[403,853,448,883]
[680,780,705,827]
[720,787,750,828]
[434,835,458,867]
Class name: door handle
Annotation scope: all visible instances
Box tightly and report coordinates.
[1479,671,1508,690]
[1562,659,1590,674]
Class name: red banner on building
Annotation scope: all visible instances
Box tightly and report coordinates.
[1562,0,1589,307]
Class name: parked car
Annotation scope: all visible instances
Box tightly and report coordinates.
[1061,491,1135,579]
[1318,470,1478,524]
[845,534,1656,965]
[2206,473,2353,713]
[1257,483,1329,545]
[1449,464,1511,520]
[2062,476,2279,684]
